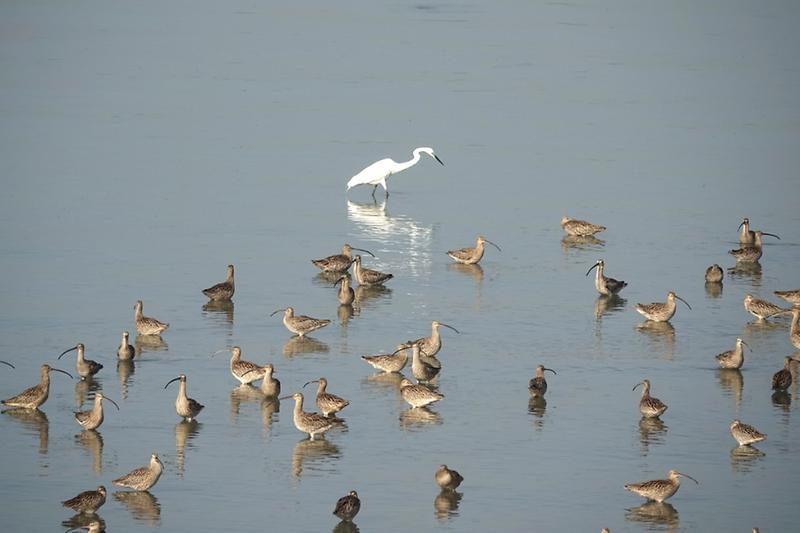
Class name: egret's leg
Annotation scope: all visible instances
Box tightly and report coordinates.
[371,185,378,198]
[381,179,389,197]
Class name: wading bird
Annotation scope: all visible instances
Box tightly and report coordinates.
[346,147,443,197]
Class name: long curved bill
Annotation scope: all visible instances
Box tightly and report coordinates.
[675,295,692,310]
[351,247,375,258]
[543,368,557,375]
[439,323,460,334]
[51,367,74,379]
[302,380,319,388]
[103,396,120,410]
[58,346,78,360]
[676,471,699,484]
[585,262,600,277]
[484,239,502,252]
[762,232,780,240]
[270,308,286,317]
[434,154,444,165]
[164,377,181,389]
[0,360,14,369]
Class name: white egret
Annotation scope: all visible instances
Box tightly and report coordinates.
[346,147,444,197]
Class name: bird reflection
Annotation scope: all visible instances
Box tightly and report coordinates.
[283,336,329,357]
[62,513,106,532]
[229,384,264,423]
[434,489,463,521]
[447,262,484,283]
[528,396,547,429]
[337,304,355,327]
[730,445,766,473]
[134,334,168,355]
[594,294,626,319]
[313,271,351,287]
[116,359,134,400]
[638,417,668,456]
[399,406,442,430]
[75,429,104,474]
[175,419,201,479]
[202,300,234,323]
[561,235,604,252]
[113,491,161,526]
[333,520,360,533]
[636,321,675,359]
[291,438,341,479]
[717,369,743,410]
[261,396,280,435]
[74,377,102,408]
[625,501,679,529]
[362,372,405,397]
[704,281,723,298]
[2,407,49,454]
[727,261,762,285]
[771,390,791,413]
[354,284,392,308]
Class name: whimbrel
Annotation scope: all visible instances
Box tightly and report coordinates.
[435,464,464,490]
[217,346,264,385]
[730,420,766,446]
[729,231,780,262]
[62,485,107,514]
[738,217,755,245]
[774,289,800,307]
[716,337,748,369]
[361,345,408,373]
[447,235,501,265]
[635,292,691,322]
[411,320,459,357]
[772,356,798,391]
[624,470,697,502]
[704,264,724,283]
[1,364,73,409]
[335,276,355,305]
[164,375,204,421]
[117,331,135,360]
[790,308,800,350]
[59,344,103,379]
[113,452,163,491]
[353,255,393,286]
[407,341,441,382]
[304,377,350,417]
[312,244,374,273]
[280,392,334,440]
[561,216,606,236]
[333,490,361,521]
[134,300,169,335]
[271,307,330,337]
[74,391,119,430]
[633,379,667,418]
[586,259,627,295]
[528,365,557,398]
[399,377,444,408]
[743,294,790,321]
[202,264,235,301]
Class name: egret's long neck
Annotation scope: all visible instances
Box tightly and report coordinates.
[394,150,423,173]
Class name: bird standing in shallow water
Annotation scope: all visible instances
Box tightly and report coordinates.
[346,147,444,197]
[134,300,169,335]
[303,377,349,417]
[202,264,235,301]
[743,294,791,321]
[164,374,204,421]
[361,345,408,374]
[624,470,698,502]
[772,356,798,391]
[406,341,441,383]
[435,464,464,490]
[399,377,444,408]
[716,337,749,369]
[1,364,73,409]
[218,346,264,385]
[774,289,800,307]
[312,244,375,273]
[74,391,119,430]
[411,320,459,358]
[113,453,163,491]
[117,331,134,360]
[586,259,627,295]
[633,379,667,418]
[334,275,355,305]
[790,308,800,350]
[704,264,724,283]
[635,292,691,322]
[729,230,780,262]
[738,217,755,245]
[447,235,501,265]
[560,216,606,236]
[352,255,393,286]
[333,490,361,521]
[59,343,103,379]
[280,392,334,440]
[271,307,331,336]
[528,365,557,398]
[62,485,106,514]
[730,420,766,446]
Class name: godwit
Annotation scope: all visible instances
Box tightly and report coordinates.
[447,235,501,265]
[280,392,334,440]
[303,377,350,417]
[624,470,697,502]
[633,379,667,418]
[59,343,103,379]
[560,216,606,236]
[271,307,330,337]
[528,365,557,398]
[134,300,169,335]
[730,420,766,446]
[333,490,361,521]
[715,337,748,369]
[62,485,107,514]
[435,464,464,490]
[117,331,135,361]
[353,255,393,286]
[635,292,691,322]
[164,374,204,421]
[312,244,374,273]
[113,453,164,491]
[586,259,627,295]
[202,264,235,301]
[74,391,119,430]
[1,364,73,409]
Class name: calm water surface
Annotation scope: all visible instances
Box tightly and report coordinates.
[2,1,799,531]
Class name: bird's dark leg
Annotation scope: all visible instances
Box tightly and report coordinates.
[371,185,378,198]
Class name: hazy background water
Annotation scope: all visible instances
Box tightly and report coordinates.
[1,1,799,531]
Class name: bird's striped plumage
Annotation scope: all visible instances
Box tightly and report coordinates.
[202,264,235,301]
[134,300,169,335]
[730,420,766,446]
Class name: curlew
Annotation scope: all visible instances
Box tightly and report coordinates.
[335,275,355,305]
[164,374,204,421]
[399,377,444,408]
[729,230,780,263]
[59,343,103,379]
[202,264,235,301]
[561,216,606,236]
[716,337,749,370]
[586,259,627,295]
[406,341,441,383]
[774,289,800,307]
[435,464,464,490]
[635,292,691,322]
[312,244,374,273]
[743,294,790,321]
[730,420,766,446]
[704,264,724,283]
[624,470,697,502]
[62,485,107,514]
[790,308,800,350]
[74,391,119,430]
[772,356,798,391]
[633,379,667,418]
[134,300,169,335]
[528,365,557,398]
[411,320,459,358]
[2,364,73,409]
[352,255,393,286]
[117,331,135,361]
[333,490,361,521]
[280,392,334,440]
[738,217,755,245]
[361,345,409,374]
[217,346,264,385]
[271,307,330,337]
[447,235,501,265]
[113,453,164,491]
[303,377,349,417]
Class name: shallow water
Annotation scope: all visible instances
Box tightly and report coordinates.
[1,1,799,531]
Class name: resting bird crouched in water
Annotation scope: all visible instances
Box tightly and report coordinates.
[333,490,361,521]
[346,147,444,197]
[202,264,235,301]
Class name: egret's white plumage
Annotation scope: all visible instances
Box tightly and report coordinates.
[346,147,444,196]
